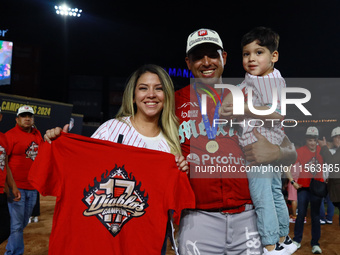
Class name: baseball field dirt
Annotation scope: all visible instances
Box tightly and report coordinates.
[0,195,339,254]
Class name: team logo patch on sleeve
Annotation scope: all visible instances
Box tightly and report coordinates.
[82,165,149,237]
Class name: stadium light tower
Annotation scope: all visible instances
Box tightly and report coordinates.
[55,4,82,17]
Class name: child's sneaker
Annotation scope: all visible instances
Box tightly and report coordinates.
[263,243,290,255]
[281,236,298,254]
[289,216,296,223]
[304,217,307,223]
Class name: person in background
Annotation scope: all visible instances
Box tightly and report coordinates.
[291,126,324,254]
[5,105,43,255]
[285,161,308,225]
[319,188,334,225]
[319,127,340,226]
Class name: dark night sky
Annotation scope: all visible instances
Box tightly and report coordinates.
[1,0,340,101]
[1,0,340,139]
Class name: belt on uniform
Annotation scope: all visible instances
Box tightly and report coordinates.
[204,204,254,215]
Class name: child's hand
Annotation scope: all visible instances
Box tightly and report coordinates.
[293,181,302,190]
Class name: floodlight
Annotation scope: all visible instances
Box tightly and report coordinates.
[55,4,82,17]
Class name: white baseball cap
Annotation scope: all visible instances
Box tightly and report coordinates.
[186,28,223,54]
[17,105,34,116]
[306,126,319,137]
[331,127,340,137]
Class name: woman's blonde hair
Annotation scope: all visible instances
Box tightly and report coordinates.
[116,64,181,155]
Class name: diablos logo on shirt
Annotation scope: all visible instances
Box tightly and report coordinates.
[25,142,39,161]
[82,165,149,237]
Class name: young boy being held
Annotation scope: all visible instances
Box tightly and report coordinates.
[220,27,298,255]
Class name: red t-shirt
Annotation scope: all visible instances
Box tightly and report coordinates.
[175,85,252,211]
[0,132,8,194]
[295,145,324,188]
[28,133,195,255]
[5,125,42,190]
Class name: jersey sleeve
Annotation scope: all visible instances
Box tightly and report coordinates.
[91,122,109,140]
[166,170,195,225]
[250,73,286,116]
[28,141,62,197]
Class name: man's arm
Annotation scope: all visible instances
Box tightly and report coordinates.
[244,129,297,166]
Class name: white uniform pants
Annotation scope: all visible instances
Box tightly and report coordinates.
[178,208,262,255]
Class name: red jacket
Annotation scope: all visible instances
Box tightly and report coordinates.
[175,85,252,211]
